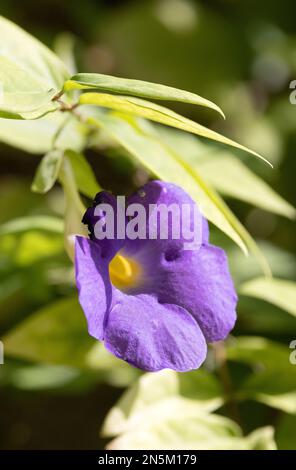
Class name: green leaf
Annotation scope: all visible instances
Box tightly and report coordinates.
[80,92,271,165]
[240,277,296,317]
[103,370,223,438]
[245,427,276,450]
[227,241,296,285]
[178,369,224,403]
[242,370,296,414]
[153,126,294,218]
[103,371,276,450]
[31,150,64,193]
[3,297,138,387]
[3,297,94,367]
[65,149,100,198]
[8,364,80,391]
[0,113,88,154]
[196,154,295,219]
[276,414,296,449]
[227,337,296,414]
[65,72,225,117]
[54,33,77,76]
[0,113,63,153]
[3,297,129,371]
[0,215,63,236]
[226,336,292,371]
[0,15,69,89]
[0,56,57,119]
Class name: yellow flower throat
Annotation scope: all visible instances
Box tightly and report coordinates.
[109,253,142,290]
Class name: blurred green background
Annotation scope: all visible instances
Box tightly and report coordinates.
[0,0,295,449]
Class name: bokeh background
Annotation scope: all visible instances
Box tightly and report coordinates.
[0,0,295,449]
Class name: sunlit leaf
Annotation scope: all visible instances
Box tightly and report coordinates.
[103,371,276,450]
[31,149,64,193]
[102,370,223,438]
[226,336,292,371]
[227,241,296,285]
[245,427,276,450]
[65,72,225,117]
[0,56,57,119]
[242,370,296,414]
[240,277,296,317]
[0,113,88,154]
[54,33,77,76]
[0,113,63,153]
[79,92,271,165]
[65,149,100,198]
[3,296,136,388]
[0,215,64,236]
[8,363,80,391]
[0,15,69,89]
[196,154,294,219]
[154,126,294,218]
[226,336,296,413]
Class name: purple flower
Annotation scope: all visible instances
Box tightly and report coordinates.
[75,181,237,372]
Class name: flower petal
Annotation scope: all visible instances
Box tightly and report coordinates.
[154,244,237,342]
[75,236,113,340]
[104,293,207,372]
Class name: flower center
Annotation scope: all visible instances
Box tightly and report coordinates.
[109,253,142,291]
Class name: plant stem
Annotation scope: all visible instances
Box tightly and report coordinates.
[213,341,243,428]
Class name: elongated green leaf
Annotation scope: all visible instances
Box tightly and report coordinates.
[8,364,81,391]
[65,72,224,117]
[240,277,296,317]
[197,153,295,219]
[227,240,296,285]
[162,126,293,217]
[65,149,100,198]
[0,215,63,236]
[0,56,57,118]
[31,150,63,193]
[0,15,69,89]
[79,92,271,165]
